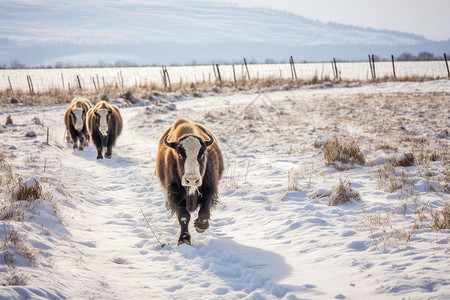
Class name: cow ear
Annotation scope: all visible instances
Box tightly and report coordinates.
[164,135,177,149]
[204,133,214,147]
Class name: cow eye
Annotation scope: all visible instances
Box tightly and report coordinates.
[178,153,183,159]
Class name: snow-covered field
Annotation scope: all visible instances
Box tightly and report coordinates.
[1,60,448,93]
[0,80,449,299]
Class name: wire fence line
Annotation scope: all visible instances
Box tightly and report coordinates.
[1,60,449,93]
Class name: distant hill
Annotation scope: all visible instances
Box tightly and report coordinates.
[0,0,448,67]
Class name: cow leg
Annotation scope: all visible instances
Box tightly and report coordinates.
[83,132,90,146]
[105,134,116,159]
[65,130,72,143]
[78,135,84,151]
[100,135,112,159]
[71,133,77,149]
[176,210,191,246]
[105,146,112,159]
[194,193,214,233]
[96,146,103,159]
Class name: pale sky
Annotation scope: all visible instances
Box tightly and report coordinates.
[211,0,450,41]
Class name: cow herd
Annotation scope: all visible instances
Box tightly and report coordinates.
[64,97,123,158]
[64,97,223,246]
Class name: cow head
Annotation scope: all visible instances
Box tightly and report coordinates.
[164,134,214,194]
[95,108,111,136]
[71,107,86,132]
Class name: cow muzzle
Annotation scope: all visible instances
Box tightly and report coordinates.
[182,174,202,188]
[99,127,108,136]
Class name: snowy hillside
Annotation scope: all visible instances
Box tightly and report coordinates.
[0,0,448,66]
[0,80,449,299]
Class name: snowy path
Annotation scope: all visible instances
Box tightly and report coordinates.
[1,80,449,299]
[51,106,298,299]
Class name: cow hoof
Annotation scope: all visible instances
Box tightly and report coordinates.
[105,152,112,159]
[194,218,209,233]
[78,146,84,151]
[178,232,191,246]
[97,154,103,159]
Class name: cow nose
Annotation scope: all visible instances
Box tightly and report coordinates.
[183,175,202,186]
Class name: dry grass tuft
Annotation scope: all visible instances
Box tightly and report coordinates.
[287,168,303,192]
[374,142,398,152]
[329,178,362,206]
[361,210,420,250]
[376,164,415,194]
[5,115,13,125]
[396,152,416,167]
[16,177,43,202]
[1,224,39,279]
[430,203,450,230]
[323,136,366,170]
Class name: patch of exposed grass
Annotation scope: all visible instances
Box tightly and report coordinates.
[395,152,416,167]
[430,203,450,231]
[323,136,366,170]
[328,178,362,206]
[374,142,398,152]
[376,164,415,194]
[361,211,419,251]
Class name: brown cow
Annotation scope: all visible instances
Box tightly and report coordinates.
[64,97,91,150]
[86,101,123,159]
[156,118,224,245]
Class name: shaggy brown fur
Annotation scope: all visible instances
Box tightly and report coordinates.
[86,101,123,159]
[156,118,224,245]
[64,97,91,150]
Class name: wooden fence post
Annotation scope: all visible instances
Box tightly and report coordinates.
[215,64,222,82]
[92,77,98,91]
[243,58,251,80]
[27,75,35,95]
[232,64,237,84]
[333,58,339,80]
[391,55,396,79]
[76,75,82,89]
[444,53,450,78]
[118,71,124,93]
[332,60,336,79]
[371,54,376,79]
[7,76,14,95]
[290,56,297,80]
[368,55,374,79]
[161,66,171,89]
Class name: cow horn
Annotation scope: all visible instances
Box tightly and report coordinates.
[164,135,177,149]
[204,133,214,147]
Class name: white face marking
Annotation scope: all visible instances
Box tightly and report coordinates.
[72,108,84,131]
[179,136,203,189]
[97,109,109,136]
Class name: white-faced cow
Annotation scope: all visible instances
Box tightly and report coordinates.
[156,118,224,246]
[86,101,123,159]
[64,97,91,150]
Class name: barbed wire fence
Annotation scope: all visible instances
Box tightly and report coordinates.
[1,57,449,94]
